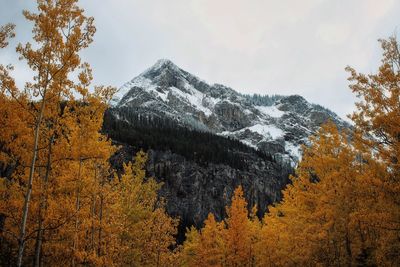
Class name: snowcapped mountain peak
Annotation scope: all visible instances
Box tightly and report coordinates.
[142,58,182,76]
[111,59,183,105]
[110,60,349,165]
[152,58,177,69]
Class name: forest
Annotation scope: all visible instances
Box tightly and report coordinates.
[0,0,400,266]
[241,94,284,107]
[102,107,276,171]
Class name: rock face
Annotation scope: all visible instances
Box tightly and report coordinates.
[106,59,349,238]
[110,144,290,241]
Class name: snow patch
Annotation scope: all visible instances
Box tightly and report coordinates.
[243,109,253,115]
[170,86,214,117]
[240,139,258,149]
[256,105,285,118]
[155,89,169,102]
[112,76,157,105]
[285,142,302,162]
[247,124,284,139]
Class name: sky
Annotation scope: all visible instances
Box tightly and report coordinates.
[1,0,400,119]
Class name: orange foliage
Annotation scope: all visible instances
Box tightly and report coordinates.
[184,37,400,266]
[256,37,400,266]
[2,0,400,266]
[182,186,259,267]
[0,1,178,266]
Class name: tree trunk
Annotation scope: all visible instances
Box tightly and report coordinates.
[33,135,53,267]
[17,98,46,267]
[97,194,103,257]
[72,158,82,267]
[345,229,353,267]
[90,166,97,252]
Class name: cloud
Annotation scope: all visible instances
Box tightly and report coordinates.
[0,0,399,119]
[365,0,395,19]
[317,23,351,45]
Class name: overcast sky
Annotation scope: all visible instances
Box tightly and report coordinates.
[1,0,399,119]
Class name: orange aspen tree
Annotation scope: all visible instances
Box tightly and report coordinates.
[346,36,400,265]
[110,151,178,266]
[256,37,400,266]
[224,186,253,266]
[1,1,181,266]
[248,205,261,266]
[182,186,260,267]
[181,226,201,266]
[42,89,115,266]
[182,213,225,267]
[0,23,15,48]
[257,123,366,266]
[0,62,116,266]
[197,213,225,266]
[0,1,118,265]
[13,1,96,265]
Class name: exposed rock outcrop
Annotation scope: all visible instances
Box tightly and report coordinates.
[110,145,291,241]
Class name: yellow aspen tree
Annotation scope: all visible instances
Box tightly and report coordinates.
[182,213,225,267]
[0,1,118,265]
[224,186,253,267]
[1,1,182,266]
[8,1,96,265]
[61,88,115,267]
[110,151,178,266]
[182,187,260,267]
[248,205,261,267]
[181,226,201,266]
[197,213,225,267]
[256,37,400,267]
[0,23,15,48]
[142,207,179,266]
[258,123,366,266]
[0,22,33,266]
[346,36,400,265]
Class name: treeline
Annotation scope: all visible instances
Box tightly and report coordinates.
[242,93,284,106]
[103,107,276,171]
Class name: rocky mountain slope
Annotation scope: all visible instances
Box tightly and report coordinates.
[109,144,291,241]
[111,59,348,166]
[105,59,349,239]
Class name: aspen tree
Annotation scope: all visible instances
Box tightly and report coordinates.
[224,186,253,267]
[346,36,400,265]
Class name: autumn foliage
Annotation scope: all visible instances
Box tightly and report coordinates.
[181,38,400,266]
[2,0,400,266]
[182,186,260,267]
[0,1,177,266]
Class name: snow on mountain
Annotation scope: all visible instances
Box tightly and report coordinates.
[249,124,284,139]
[255,105,285,118]
[110,59,349,166]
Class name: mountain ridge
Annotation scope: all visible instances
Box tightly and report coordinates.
[110,59,349,165]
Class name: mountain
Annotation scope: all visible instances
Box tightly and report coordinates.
[111,59,348,165]
[104,59,349,240]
